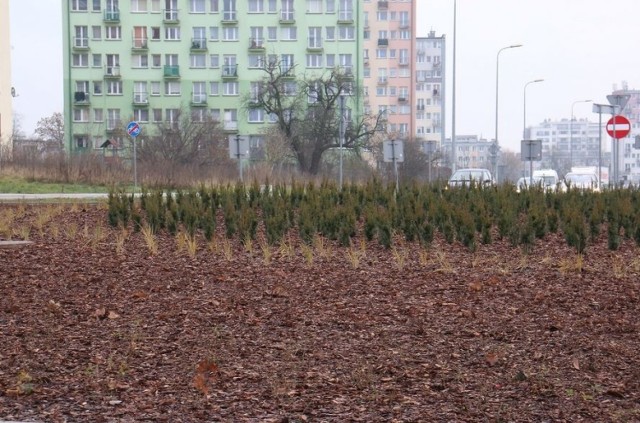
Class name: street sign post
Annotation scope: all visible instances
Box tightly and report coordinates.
[383,140,404,192]
[228,135,250,182]
[127,121,142,192]
[521,139,542,186]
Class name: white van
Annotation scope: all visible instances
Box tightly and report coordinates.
[532,169,561,192]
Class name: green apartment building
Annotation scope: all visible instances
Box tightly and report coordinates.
[62,0,363,157]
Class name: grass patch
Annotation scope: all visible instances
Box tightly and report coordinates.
[0,176,113,194]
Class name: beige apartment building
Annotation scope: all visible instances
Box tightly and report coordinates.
[0,0,13,150]
[362,0,416,141]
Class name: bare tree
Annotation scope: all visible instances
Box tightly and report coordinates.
[35,112,65,149]
[246,63,383,175]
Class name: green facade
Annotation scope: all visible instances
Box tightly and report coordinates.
[62,0,363,155]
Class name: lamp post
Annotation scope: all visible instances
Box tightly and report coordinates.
[494,44,522,182]
[569,99,592,168]
[451,0,457,173]
[523,79,544,180]
[339,93,345,189]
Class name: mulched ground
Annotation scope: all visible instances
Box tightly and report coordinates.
[1,203,639,422]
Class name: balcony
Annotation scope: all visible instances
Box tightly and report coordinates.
[399,20,410,29]
[249,37,265,50]
[191,38,207,50]
[416,105,425,111]
[337,9,353,23]
[104,8,120,22]
[73,91,90,105]
[163,65,180,78]
[340,66,354,78]
[133,92,149,106]
[378,76,388,85]
[378,38,389,47]
[222,65,238,78]
[132,38,148,50]
[224,121,238,132]
[222,10,237,23]
[73,37,89,50]
[398,96,408,103]
[378,1,389,9]
[307,37,323,50]
[106,121,121,133]
[398,57,409,66]
[191,93,207,107]
[163,9,179,23]
[281,66,295,78]
[280,9,295,23]
[104,65,121,78]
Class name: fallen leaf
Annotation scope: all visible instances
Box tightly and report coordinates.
[94,308,107,319]
[108,311,120,319]
[572,358,580,370]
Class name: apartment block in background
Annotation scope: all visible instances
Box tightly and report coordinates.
[415,31,444,146]
[0,0,12,149]
[362,0,416,141]
[62,0,363,154]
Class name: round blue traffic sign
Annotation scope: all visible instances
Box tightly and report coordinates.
[127,121,141,138]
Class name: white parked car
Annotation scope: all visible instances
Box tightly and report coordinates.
[564,172,600,192]
[448,168,494,188]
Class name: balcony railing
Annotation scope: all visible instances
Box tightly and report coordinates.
[307,37,323,50]
[416,105,425,111]
[106,120,120,132]
[338,9,353,22]
[378,76,388,84]
[224,121,238,131]
[222,65,238,77]
[249,37,265,49]
[73,37,89,49]
[133,92,149,105]
[163,65,180,78]
[378,1,389,9]
[104,8,120,21]
[191,93,207,106]
[73,91,90,104]
[191,38,207,50]
[340,66,353,77]
[222,10,237,22]
[399,20,410,29]
[280,9,295,22]
[132,38,148,49]
[104,65,121,78]
[398,57,409,66]
[163,9,179,22]
[378,38,389,47]
[281,66,295,77]
[398,96,408,102]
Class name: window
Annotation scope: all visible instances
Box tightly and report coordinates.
[249,81,261,101]
[248,54,265,68]
[307,0,321,13]
[71,0,88,12]
[92,54,102,67]
[338,26,354,40]
[325,27,335,41]
[222,27,238,41]
[165,27,180,40]
[92,0,101,11]
[151,27,161,40]
[165,81,181,95]
[105,26,122,40]
[133,26,148,47]
[308,27,321,48]
[132,54,148,68]
[209,109,221,121]
[106,0,119,12]
[223,0,237,20]
[74,26,89,48]
[152,54,161,67]
[210,0,219,12]
[150,81,161,95]
[93,108,103,122]
[91,25,101,39]
[376,11,387,21]
[325,54,335,68]
[134,109,149,122]
[338,0,352,20]
[267,27,277,41]
[192,81,207,103]
[280,27,297,41]
[93,81,103,95]
[248,0,263,12]
[376,49,387,59]
[326,0,335,13]
[190,54,206,68]
[267,0,277,13]
[306,54,322,68]
[107,109,121,129]
[209,26,219,40]
[209,54,219,67]
[107,80,123,95]
[209,82,219,95]
[223,81,238,95]
[165,54,178,66]
[190,0,205,12]
[166,109,180,126]
[72,53,89,67]
[283,81,296,96]
[224,109,238,129]
[248,108,264,123]
[106,54,120,74]
[134,81,148,102]
[281,54,294,72]
[152,109,162,122]
[131,0,148,12]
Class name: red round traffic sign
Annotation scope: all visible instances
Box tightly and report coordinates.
[606,115,631,139]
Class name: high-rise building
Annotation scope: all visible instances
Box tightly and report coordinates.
[0,0,12,150]
[609,82,640,180]
[362,0,416,141]
[415,31,444,144]
[62,0,363,154]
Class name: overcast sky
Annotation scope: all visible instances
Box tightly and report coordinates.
[9,0,640,152]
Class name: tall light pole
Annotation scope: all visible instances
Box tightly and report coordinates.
[495,44,522,181]
[451,0,457,173]
[569,99,592,168]
[523,79,544,181]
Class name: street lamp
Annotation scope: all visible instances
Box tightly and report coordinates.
[570,99,592,168]
[451,0,457,173]
[523,79,544,180]
[495,44,522,181]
